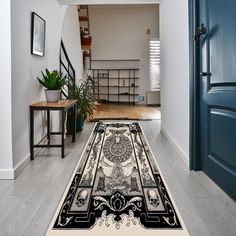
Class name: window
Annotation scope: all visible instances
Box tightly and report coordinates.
[149,38,160,91]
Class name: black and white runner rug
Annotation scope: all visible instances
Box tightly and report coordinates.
[46,122,189,236]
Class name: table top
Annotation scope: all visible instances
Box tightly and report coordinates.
[30,100,77,109]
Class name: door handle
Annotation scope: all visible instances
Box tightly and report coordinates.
[193,24,207,41]
[200,72,211,76]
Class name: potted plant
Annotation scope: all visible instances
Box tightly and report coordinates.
[37,69,66,102]
[67,77,96,132]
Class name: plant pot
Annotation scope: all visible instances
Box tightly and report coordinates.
[45,89,61,102]
[76,113,84,131]
[67,111,84,133]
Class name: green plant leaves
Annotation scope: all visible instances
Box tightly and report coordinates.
[37,69,67,90]
[67,78,96,120]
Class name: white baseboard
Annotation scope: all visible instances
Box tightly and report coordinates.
[161,125,189,166]
[13,153,31,178]
[0,169,14,179]
[0,153,30,180]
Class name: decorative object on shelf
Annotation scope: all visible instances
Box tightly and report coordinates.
[81,34,92,47]
[37,69,66,102]
[80,27,92,46]
[67,73,96,131]
[31,12,46,57]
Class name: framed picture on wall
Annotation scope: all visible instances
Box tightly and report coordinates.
[31,12,46,56]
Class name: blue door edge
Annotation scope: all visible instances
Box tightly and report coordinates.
[189,0,202,171]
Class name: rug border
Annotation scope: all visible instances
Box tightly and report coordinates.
[46,122,97,233]
[46,122,189,236]
[137,123,189,233]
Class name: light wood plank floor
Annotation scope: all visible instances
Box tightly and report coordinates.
[92,103,161,120]
[0,120,235,236]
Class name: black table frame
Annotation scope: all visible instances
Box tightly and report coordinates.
[30,102,77,160]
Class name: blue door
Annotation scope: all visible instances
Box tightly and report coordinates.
[198,0,236,200]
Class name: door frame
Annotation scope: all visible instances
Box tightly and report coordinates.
[189,0,202,170]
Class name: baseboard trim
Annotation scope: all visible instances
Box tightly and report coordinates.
[0,153,31,180]
[161,125,189,167]
[13,153,31,179]
[0,169,14,179]
[0,135,48,179]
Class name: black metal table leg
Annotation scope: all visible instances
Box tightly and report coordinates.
[47,110,50,144]
[61,109,65,158]
[30,108,34,160]
[72,105,76,143]
[30,100,77,160]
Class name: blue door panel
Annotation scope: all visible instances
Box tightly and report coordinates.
[209,0,236,84]
[199,0,236,200]
[205,153,236,198]
[207,90,236,109]
[210,108,236,169]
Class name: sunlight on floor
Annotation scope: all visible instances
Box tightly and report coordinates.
[92,103,161,120]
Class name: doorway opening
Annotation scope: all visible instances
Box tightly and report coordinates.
[78,4,161,120]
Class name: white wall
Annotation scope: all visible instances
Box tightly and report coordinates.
[89,5,159,103]
[58,0,162,5]
[160,0,189,162]
[0,1,14,178]
[9,0,69,179]
[90,5,159,60]
[61,6,83,81]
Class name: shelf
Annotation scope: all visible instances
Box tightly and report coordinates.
[101,100,139,103]
[93,77,139,80]
[99,85,118,88]
[82,45,91,50]
[98,85,139,88]
[120,85,139,87]
[91,68,139,105]
[94,93,138,96]
[114,77,139,80]
[92,68,139,71]
[92,59,140,62]
[79,5,91,70]
[95,93,118,96]
[79,16,89,21]
[119,93,139,96]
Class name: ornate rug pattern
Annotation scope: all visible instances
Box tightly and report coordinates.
[46,122,188,236]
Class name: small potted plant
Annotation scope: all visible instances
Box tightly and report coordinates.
[37,69,67,102]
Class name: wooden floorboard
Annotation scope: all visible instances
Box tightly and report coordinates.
[92,103,161,120]
[0,120,235,236]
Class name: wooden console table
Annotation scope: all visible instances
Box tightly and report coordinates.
[29,100,77,160]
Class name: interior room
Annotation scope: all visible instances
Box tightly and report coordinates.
[0,0,235,236]
[81,4,161,120]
